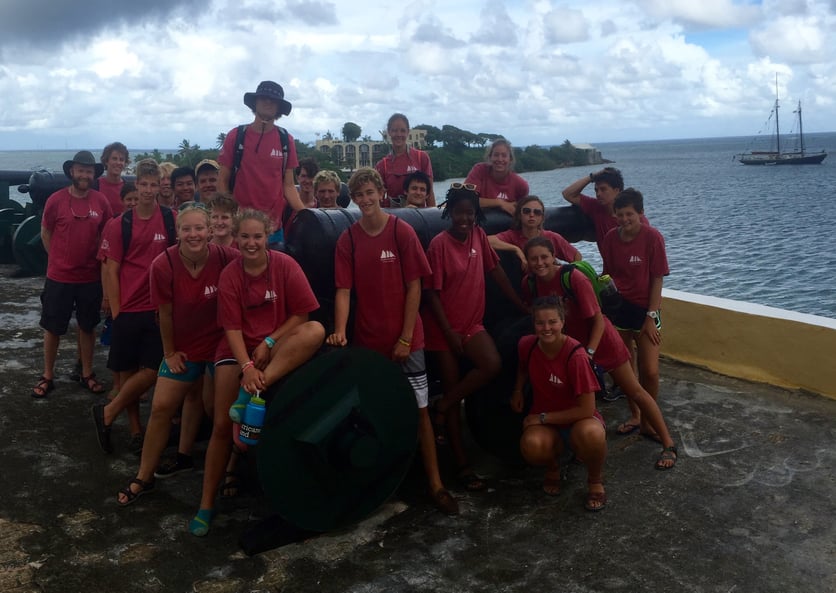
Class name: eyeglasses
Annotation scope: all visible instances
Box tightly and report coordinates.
[179,201,208,212]
[450,182,477,191]
[522,207,544,216]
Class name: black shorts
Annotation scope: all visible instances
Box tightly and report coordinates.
[40,278,102,335]
[607,298,648,332]
[107,311,163,372]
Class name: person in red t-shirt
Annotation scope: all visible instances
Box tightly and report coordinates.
[189,208,324,537]
[92,159,175,455]
[562,167,651,257]
[98,142,128,216]
[33,151,112,399]
[489,195,581,270]
[522,237,677,470]
[465,138,529,216]
[374,113,436,208]
[326,167,457,515]
[601,189,672,469]
[217,81,305,242]
[423,184,527,491]
[510,297,607,510]
[115,203,237,505]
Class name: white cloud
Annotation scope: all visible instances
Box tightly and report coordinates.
[0,0,834,150]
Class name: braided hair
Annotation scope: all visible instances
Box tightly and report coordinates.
[440,184,486,225]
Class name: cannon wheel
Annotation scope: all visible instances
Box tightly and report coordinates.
[12,215,46,276]
[0,208,25,264]
[258,347,418,533]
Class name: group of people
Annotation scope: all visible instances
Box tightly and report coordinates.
[32,78,675,537]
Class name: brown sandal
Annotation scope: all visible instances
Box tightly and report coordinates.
[31,376,55,399]
[80,373,105,394]
[585,479,607,512]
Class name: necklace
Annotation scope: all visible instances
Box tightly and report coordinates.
[179,246,209,271]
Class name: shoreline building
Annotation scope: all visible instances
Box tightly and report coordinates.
[315,129,429,171]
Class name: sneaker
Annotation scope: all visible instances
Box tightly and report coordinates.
[154,454,195,478]
[129,433,144,457]
[602,385,626,402]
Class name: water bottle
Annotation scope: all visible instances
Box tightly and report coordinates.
[598,274,622,313]
[239,394,266,446]
[100,316,112,346]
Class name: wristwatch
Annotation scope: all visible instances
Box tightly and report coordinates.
[586,347,596,356]
[646,310,660,320]
[539,412,547,425]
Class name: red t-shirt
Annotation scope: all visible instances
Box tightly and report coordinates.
[518,334,603,424]
[601,224,669,308]
[522,268,629,371]
[494,229,580,263]
[374,148,433,207]
[97,177,124,216]
[215,251,319,360]
[42,188,112,283]
[334,216,430,355]
[577,194,650,254]
[422,227,499,350]
[99,205,175,313]
[465,163,529,202]
[150,244,238,361]
[217,125,299,229]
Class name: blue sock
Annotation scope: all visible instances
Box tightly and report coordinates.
[189,508,214,537]
[229,387,251,423]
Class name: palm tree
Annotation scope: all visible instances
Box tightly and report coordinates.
[216,132,226,149]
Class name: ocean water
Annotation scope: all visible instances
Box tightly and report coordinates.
[3,135,835,319]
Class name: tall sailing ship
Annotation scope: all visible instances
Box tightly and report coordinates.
[735,78,827,166]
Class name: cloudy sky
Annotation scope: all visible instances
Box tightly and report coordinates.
[0,0,834,151]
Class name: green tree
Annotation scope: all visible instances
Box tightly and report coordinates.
[216,132,226,149]
[342,122,362,142]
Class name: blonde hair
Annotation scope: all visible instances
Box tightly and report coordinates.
[233,208,274,236]
[158,162,177,177]
[348,167,384,195]
[313,170,341,192]
[485,138,515,167]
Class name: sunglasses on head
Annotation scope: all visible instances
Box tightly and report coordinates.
[522,207,543,216]
[450,182,477,191]
[178,201,209,212]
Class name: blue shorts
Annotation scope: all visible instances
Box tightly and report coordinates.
[157,359,214,383]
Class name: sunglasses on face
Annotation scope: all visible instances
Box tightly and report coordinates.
[522,207,544,216]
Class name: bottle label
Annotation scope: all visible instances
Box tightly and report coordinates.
[239,423,261,444]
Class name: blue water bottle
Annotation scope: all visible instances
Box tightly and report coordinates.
[239,393,266,446]
[100,316,112,346]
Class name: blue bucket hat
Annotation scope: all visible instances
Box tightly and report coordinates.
[243,81,292,116]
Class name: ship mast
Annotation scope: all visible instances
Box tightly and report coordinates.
[773,74,780,155]
[796,101,805,155]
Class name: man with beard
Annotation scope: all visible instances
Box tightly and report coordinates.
[217,80,304,244]
[33,151,112,398]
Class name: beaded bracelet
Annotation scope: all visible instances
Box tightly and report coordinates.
[264,337,276,349]
[241,360,255,372]
[398,337,411,347]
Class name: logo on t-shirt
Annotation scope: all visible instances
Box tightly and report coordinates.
[89,210,100,219]
[629,255,643,265]
[204,285,218,298]
[379,250,397,263]
[264,289,277,302]
[153,233,167,242]
[549,373,562,385]
[270,148,283,158]
[497,192,509,201]
[469,248,478,258]
[406,165,418,173]
[100,239,110,251]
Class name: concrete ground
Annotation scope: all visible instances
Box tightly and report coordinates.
[1,265,834,593]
